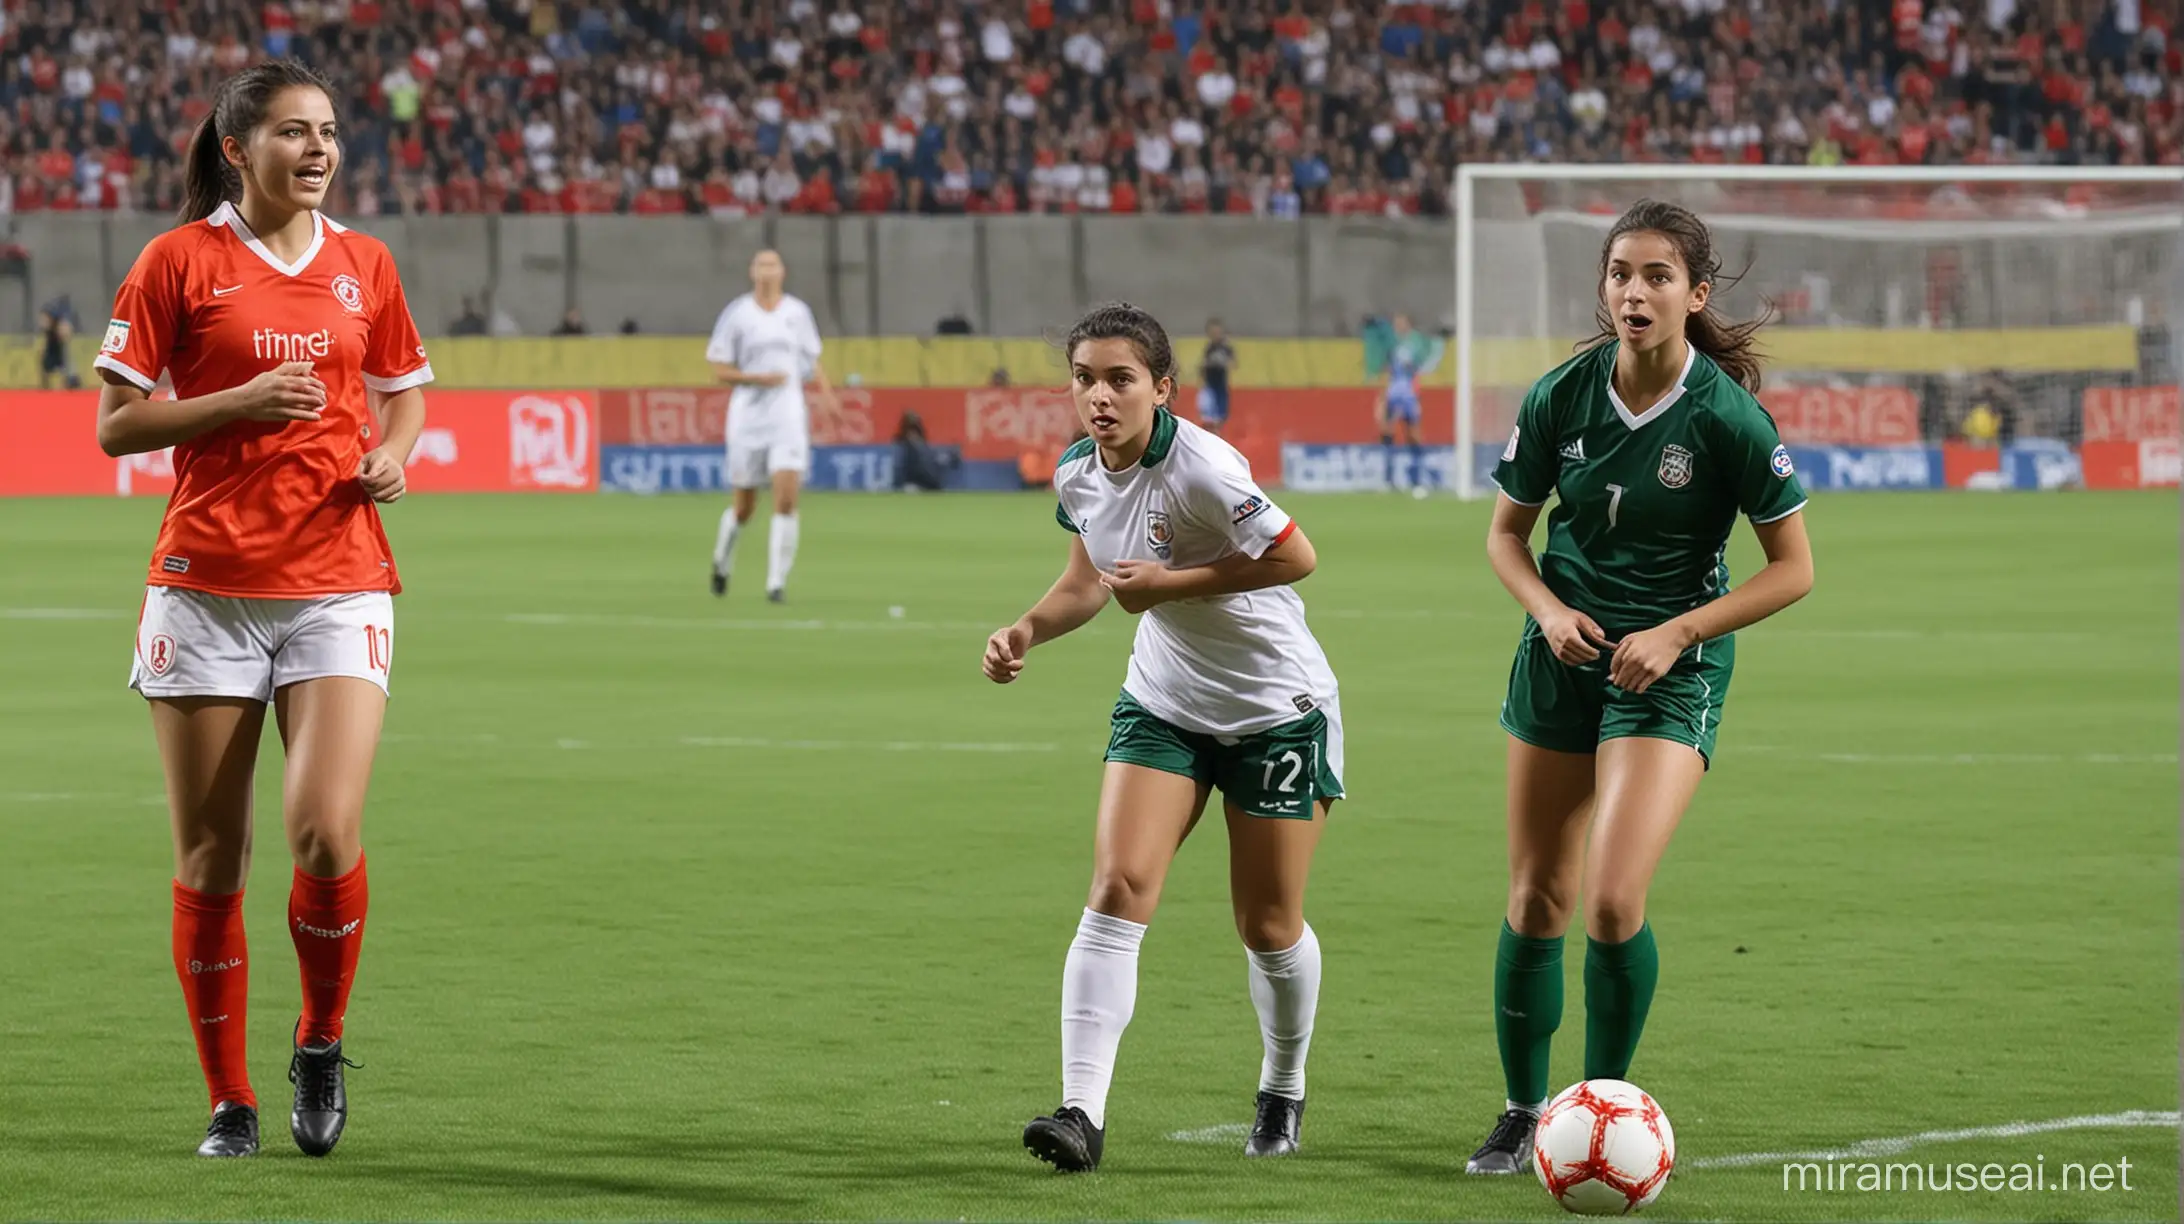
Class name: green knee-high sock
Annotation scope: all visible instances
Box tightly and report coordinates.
[1584,922,1660,1081]
[1494,921,1564,1108]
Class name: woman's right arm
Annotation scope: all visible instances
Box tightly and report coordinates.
[983,537,1111,684]
[710,362,786,388]
[1486,493,1615,665]
[95,362,326,457]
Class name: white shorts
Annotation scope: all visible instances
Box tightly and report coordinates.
[130,586,394,701]
[726,436,811,489]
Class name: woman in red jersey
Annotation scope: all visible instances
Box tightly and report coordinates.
[92,60,431,1160]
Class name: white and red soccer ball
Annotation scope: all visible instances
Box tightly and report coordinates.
[1532,1079,1676,1215]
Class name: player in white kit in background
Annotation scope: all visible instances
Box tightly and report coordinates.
[705,249,836,602]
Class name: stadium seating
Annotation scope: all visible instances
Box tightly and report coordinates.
[1,0,2177,217]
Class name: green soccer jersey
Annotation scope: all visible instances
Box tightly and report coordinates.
[1491,342,1808,635]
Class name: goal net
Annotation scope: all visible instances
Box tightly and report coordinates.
[1451,166,2184,499]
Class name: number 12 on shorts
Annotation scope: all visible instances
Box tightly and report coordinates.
[363,624,392,673]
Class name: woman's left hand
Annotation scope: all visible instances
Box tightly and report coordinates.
[1607,622,1696,694]
[358,449,406,503]
[1100,559,1174,614]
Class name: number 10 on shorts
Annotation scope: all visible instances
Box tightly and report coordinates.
[363,624,392,673]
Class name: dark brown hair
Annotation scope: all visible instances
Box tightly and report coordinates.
[1585,199,1770,393]
[180,59,337,226]
[1063,302,1178,406]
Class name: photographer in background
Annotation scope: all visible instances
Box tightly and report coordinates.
[895,410,960,491]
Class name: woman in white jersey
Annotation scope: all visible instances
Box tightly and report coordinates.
[982,303,1342,1172]
[706,248,835,602]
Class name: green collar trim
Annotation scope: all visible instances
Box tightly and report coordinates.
[1140,408,1178,468]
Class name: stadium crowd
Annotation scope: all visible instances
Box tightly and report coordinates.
[1,0,2178,218]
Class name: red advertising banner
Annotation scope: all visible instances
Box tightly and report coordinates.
[2081,386,2181,443]
[599,386,1432,452]
[1942,443,2000,488]
[0,389,597,496]
[2081,438,2182,489]
[1762,386,1921,445]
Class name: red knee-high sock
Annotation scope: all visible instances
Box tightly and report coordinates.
[171,882,254,1111]
[289,857,369,1045]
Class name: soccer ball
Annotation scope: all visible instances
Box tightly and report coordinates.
[1532,1079,1676,1215]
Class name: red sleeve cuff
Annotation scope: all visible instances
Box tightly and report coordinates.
[1271,519,1298,548]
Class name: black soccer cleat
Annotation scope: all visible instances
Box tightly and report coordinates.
[1464,1106,1540,1175]
[197,1101,259,1158]
[766,588,785,604]
[1244,1090,1305,1157]
[288,1031,360,1157]
[710,570,727,597]
[1023,1105,1104,1172]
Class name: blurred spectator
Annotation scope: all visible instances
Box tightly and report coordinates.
[0,0,2174,219]
[620,317,642,335]
[39,294,80,390]
[551,308,589,337]
[448,297,488,336]
[1198,317,1237,435]
[936,309,975,335]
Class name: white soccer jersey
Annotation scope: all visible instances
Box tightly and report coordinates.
[1054,410,1338,736]
[704,293,822,446]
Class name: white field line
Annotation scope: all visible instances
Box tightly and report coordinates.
[1160,1111,2183,1167]
[680,736,1058,753]
[379,732,1062,753]
[1687,1110,2181,1170]
[501,612,997,633]
[1167,1123,1251,1144]
[1742,746,2176,766]
[0,607,129,620]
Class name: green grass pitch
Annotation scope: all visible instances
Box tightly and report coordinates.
[0,489,2176,1222]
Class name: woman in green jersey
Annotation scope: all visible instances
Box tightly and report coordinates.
[1465,200,1816,1174]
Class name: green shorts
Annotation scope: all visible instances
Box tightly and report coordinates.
[1497,619,1733,765]
[1104,691,1345,819]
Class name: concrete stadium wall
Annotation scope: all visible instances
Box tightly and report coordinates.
[10,210,2175,353]
[7,212,1458,339]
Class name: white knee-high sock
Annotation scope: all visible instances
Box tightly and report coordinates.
[713,509,742,574]
[1061,908,1146,1128]
[766,513,799,591]
[1246,922,1321,1100]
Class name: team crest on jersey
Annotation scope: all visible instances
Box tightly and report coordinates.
[331,274,365,314]
[1770,444,1796,478]
[1146,510,1173,559]
[101,319,130,355]
[1658,444,1694,489]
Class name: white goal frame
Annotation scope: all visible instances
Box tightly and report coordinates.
[1450,163,2184,501]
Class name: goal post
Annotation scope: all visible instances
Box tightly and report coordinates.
[1450,164,2184,501]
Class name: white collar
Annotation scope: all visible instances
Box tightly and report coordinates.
[1605,341,1697,431]
[210,201,326,278]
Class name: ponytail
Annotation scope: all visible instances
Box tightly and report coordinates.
[178,115,234,225]
[1682,298,1771,395]
[1583,198,1771,394]
[175,59,338,227]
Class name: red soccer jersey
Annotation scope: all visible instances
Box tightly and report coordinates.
[94,203,432,598]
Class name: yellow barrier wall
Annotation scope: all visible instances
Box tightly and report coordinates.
[12,326,2140,391]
